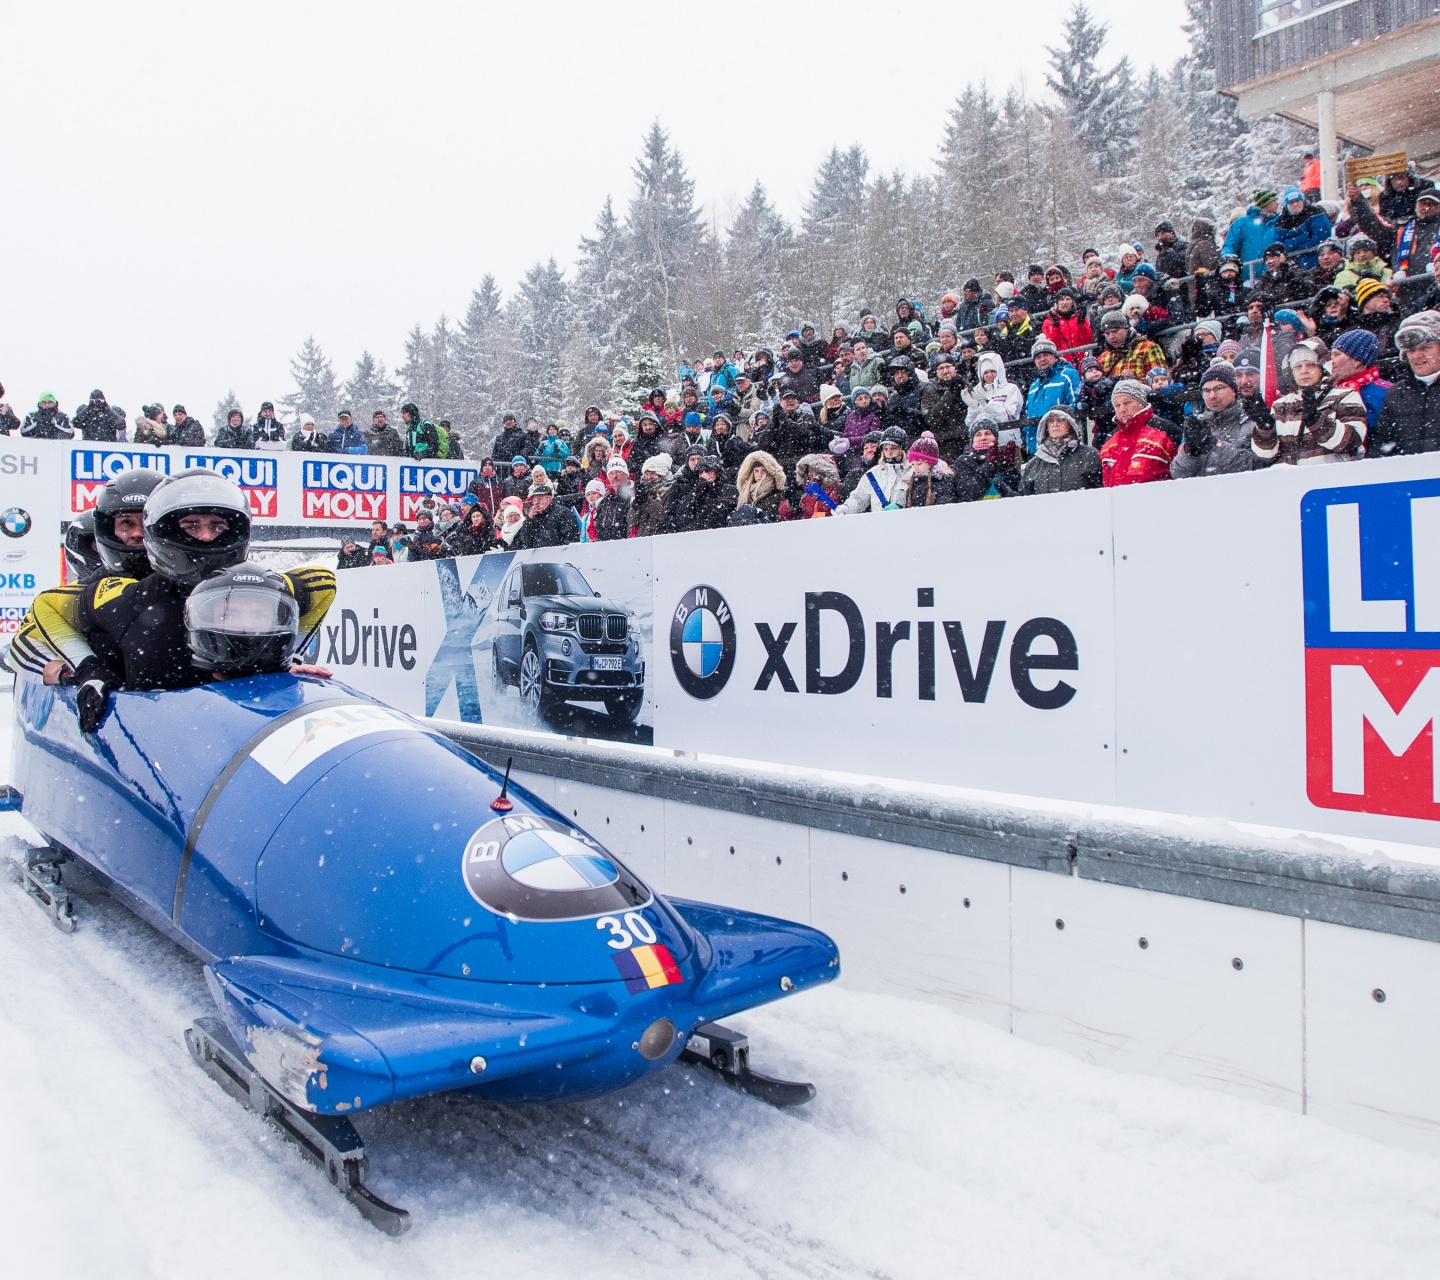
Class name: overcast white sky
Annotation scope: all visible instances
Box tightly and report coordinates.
[3,1,1190,424]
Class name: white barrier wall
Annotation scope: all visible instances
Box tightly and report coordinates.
[5,439,1440,851]
[511,759,1440,1153]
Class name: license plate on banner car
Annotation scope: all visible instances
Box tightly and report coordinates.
[592,656,623,671]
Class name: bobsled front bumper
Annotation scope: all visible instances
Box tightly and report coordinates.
[207,901,838,1114]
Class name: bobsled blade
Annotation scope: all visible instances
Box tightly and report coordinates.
[185,1017,411,1235]
[20,846,75,933]
[680,1021,816,1108]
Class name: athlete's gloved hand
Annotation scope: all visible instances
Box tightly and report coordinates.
[73,656,121,734]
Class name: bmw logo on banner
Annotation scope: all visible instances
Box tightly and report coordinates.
[670,584,736,699]
[1,508,32,539]
[461,813,650,921]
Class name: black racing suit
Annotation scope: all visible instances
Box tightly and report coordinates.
[12,567,336,693]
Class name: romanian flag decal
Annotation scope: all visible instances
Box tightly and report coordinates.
[613,943,683,993]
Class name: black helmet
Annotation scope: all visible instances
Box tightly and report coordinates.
[64,512,101,583]
[185,563,299,677]
[888,355,914,372]
[143,468,252,586]
[93,467,166,577]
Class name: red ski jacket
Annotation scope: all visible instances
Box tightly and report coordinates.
[1099,408,1176,486]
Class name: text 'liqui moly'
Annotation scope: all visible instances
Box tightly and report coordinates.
[70,450,170,513]
[186,454,279,518]
[302,461,388,522]
[399,464,478,520]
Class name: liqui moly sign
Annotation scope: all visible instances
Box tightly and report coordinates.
[1302,477,1440,821]
[185,454,279,518]
[302,461,388,521]
[69,450,170,512]
[399,464,478,519]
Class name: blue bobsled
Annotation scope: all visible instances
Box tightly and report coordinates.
[11,673,839,1231]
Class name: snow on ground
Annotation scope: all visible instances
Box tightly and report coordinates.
[3,686,1440,1279]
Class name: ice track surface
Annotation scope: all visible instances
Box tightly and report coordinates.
[2,691,1440,1279]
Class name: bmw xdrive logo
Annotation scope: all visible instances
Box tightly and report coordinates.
[461,812,651,921]
[1,508,32,539]
[669,584,736,700]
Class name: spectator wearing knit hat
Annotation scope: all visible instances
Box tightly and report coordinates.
[1330,329,1391,432]
[1171,364,1255,479]
[1096,311,1169,383]
[903,434,955,508]
[1252,340,1366,466]
[1351,277,1401,358]
[1099,379,1176,485]
[1023,337,1081,454]
[1371,311,1440,458]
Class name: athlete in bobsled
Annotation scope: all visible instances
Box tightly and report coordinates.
[10,467,334,722]
[8,470,840,1235]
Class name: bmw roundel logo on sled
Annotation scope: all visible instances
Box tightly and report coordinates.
[461,812,651,921]
[670,584,736,699]
[1,508,32,538]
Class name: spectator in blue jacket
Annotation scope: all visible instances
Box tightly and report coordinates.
[1222,189,1280,283]
[707,349,738,392]
[1271,186,1333,272]
[1022,338,1081,454]
[536,422,570,474]
[328,409,367,454]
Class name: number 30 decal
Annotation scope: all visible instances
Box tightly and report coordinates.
[596,912,658,949]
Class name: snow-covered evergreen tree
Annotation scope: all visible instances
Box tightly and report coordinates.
[510,258,569,424]
[620,122,704,369]
[794,145,869,333]
[607,340,669,417]
[282,336,339,424]
[938,86,1009,284]
[454,277,504,438]
[212,389,242,433]
[342,351,399,431]
[573,198,629,356]
[1046,3,1141,187]
[723,182,794,346]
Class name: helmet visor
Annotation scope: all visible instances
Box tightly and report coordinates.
[186,585,299,638]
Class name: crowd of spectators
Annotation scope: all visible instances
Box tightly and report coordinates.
[6,168,1440,561]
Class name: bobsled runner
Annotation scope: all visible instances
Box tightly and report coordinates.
[10,674,839,1234]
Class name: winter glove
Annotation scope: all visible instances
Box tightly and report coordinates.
[1182,418,1213,457]
[72,656,121,735]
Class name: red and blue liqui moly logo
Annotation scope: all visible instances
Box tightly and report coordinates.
[1303,477,1440,821]
[399,463,478,519]
[301,461,388,521]
[70,450,170,512]
[184,454,278,518]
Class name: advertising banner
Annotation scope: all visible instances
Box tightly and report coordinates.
[650,492,1118,802]
[1111,453,1440,849]
[8,437,1440,846]
[324,541,654,745]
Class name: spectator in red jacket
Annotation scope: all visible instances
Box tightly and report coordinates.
[1041,289,1094,366]
[467,458,506,515]
[1100,379,1176,486]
